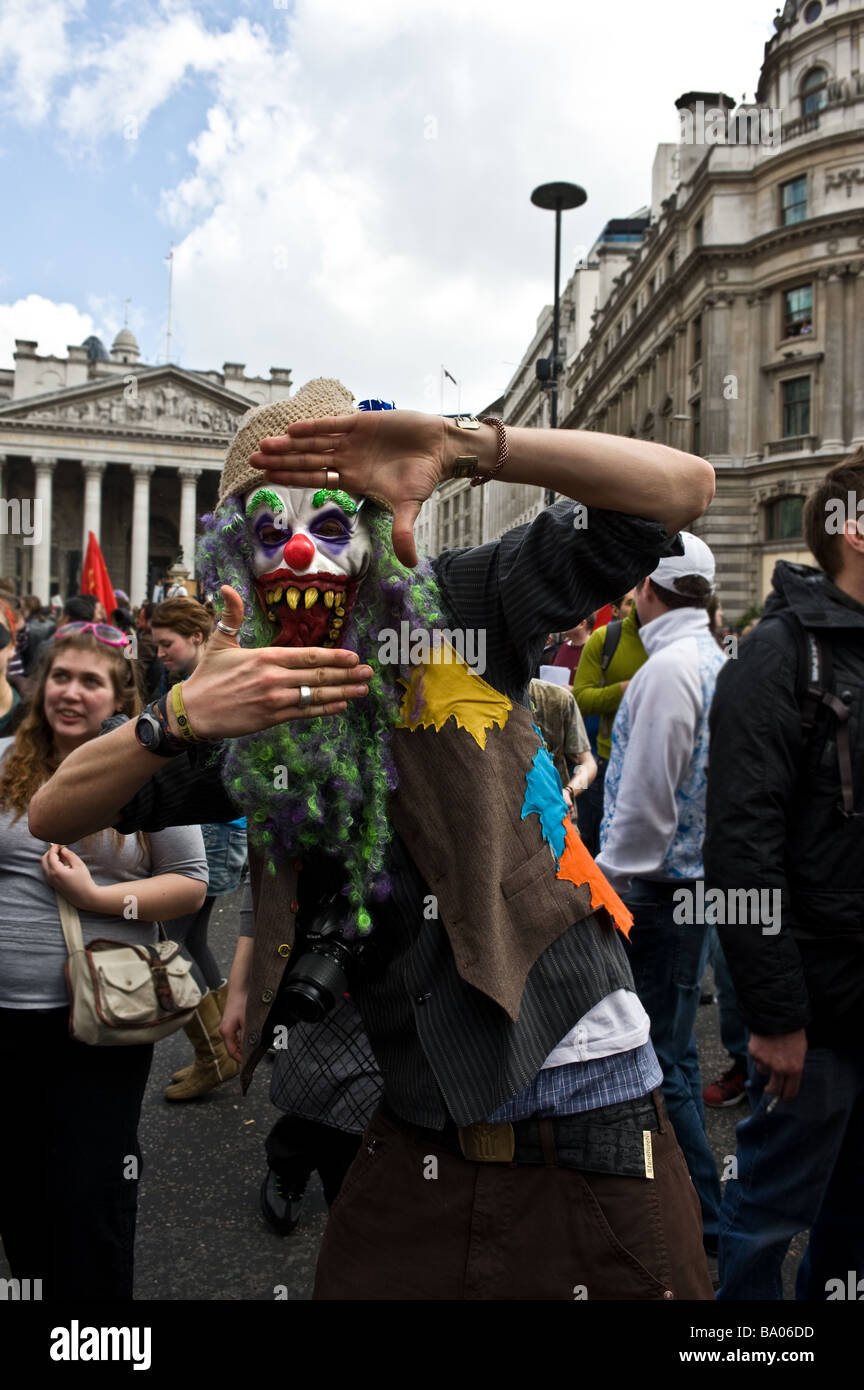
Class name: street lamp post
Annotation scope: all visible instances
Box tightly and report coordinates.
[530,181,587,431]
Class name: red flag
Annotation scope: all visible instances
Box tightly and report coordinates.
[80,532,117,621]
[592,604,613,631]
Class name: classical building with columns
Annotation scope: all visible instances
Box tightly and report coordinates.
[420,0,864,619]
[0,331,292,605]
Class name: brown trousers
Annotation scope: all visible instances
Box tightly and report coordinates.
[313,1094,714,1301]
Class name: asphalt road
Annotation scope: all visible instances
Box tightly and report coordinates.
[1,886,805,1301]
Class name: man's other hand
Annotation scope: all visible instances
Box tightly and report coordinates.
[749,1028,808,1102]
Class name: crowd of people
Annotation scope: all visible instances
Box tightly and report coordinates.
[1,387,861,1304]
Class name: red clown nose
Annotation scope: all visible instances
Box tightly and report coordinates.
[282,533,316,570]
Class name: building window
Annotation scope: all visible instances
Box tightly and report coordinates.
[783,285,813,338]
[691,399,701,456]
[782,377,811,436]
[667,250,676,277]
[693,217,704,248]
[692,314,703,362]
[781,176,807,225]
[802,66,828,116]
[803,1,822,24]
[647,275,656,296]
[765,496,804,541]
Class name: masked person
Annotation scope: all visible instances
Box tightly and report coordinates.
[31,380,716,1301]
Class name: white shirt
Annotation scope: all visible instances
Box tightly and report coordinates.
[596,607,725,896]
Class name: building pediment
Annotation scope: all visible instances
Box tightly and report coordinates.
[0,366,254,440]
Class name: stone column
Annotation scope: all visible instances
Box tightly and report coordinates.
[129,464,155,607]
[81,459,107,553]
[852,267,864,446]
[758,290,773,455]
[820,269,845,452]
[178,467,202,578]
[31,457,56,602]
[704,295,732,458]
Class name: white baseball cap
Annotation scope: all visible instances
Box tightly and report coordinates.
[648,531,715,594]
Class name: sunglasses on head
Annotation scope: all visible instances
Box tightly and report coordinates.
[55,621,128,649]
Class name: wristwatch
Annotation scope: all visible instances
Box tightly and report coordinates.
[134,698,187,757]
[448,414,482,479]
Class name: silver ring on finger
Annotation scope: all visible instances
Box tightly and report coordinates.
[215,619,242,636]
[324,468,340,488]
[298,684,313,709]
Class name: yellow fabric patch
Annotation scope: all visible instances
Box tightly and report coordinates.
[396,647,512,750]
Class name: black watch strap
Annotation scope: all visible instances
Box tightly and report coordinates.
[135,697,187,757]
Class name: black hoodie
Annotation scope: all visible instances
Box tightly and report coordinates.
[704,560,864,1049]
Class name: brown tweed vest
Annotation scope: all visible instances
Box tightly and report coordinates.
[242,699,614,1091]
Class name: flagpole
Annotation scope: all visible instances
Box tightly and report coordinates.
[440,364,444,416]
[165,248,174,363]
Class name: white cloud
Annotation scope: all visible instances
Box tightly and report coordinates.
[0,294,95,367]
[4,0,783,406]
[0,0,81,125]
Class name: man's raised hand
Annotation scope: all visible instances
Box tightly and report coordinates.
[249,410,449,567]
[174,584,374,741]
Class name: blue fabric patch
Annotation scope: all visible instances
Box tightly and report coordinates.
[521,727,568,862]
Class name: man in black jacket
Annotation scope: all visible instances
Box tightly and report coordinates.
[704,450,864,1301]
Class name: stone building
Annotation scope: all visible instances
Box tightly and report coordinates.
[0,331,292,604]
[422,0,864,619]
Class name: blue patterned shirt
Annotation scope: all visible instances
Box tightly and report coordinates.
[486,1041,663,1121]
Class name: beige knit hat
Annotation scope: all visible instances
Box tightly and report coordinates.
[218,377,356,507]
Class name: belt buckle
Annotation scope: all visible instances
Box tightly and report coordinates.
[458,1122,515,1163]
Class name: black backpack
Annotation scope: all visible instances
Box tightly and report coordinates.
[778,613,861,820]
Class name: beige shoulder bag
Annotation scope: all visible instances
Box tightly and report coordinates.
[55,890,202,1045]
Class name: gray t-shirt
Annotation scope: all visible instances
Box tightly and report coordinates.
[0,736,209,1009]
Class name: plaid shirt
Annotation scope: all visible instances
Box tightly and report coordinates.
[486,1041,663,1122]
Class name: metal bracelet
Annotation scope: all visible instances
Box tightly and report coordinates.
[469,416,509,487]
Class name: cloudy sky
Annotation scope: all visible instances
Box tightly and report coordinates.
[0,0,778,410]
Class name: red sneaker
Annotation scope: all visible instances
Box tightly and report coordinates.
[703,1063,747,1108]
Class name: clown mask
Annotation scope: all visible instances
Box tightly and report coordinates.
[245,484,371,646]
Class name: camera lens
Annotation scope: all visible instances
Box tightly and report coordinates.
[279,949,349,1023]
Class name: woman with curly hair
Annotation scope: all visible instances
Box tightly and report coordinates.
[0,623,208,1300]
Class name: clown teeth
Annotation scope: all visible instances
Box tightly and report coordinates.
[304,588,318,608]
[286,588,300,609]
[334,604,346,617]
[323,591,335,608]
[272,586,283,603]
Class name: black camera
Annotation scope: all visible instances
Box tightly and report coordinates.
[277,895,380,1024]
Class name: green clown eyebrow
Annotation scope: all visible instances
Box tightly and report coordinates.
[312,488,358,516]
[245,488,285,519]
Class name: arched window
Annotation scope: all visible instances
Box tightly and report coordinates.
[802,66,828,116]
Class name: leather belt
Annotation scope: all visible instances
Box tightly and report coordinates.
[381,1093,662,1179]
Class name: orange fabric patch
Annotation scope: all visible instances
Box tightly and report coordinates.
[556,817,633,938]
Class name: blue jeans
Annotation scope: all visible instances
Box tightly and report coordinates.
[624,879,722,1248]
[707,926,747,1066]
[718,1047,864,1300]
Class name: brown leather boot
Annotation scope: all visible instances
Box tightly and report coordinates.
[170,982,228,1083]
[164,983,238,1100]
